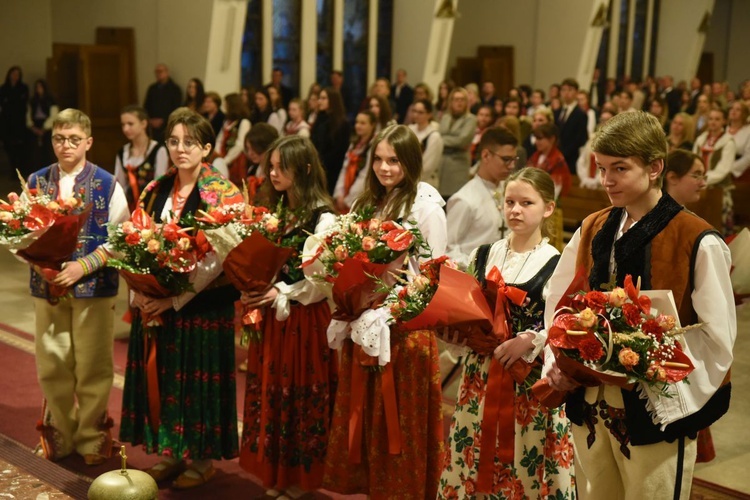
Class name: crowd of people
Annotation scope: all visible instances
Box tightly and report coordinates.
[0,61,741,499]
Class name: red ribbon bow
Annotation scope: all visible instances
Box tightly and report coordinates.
[476,266,529,493]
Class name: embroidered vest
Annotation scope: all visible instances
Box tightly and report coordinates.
[117,142,162,208]
[570,196,730,444]
[28,162,120,299]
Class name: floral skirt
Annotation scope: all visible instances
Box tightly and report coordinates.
[323,330,444,500]
[239,301,338,490]
[438,352,575,499]
[119,306,239,460]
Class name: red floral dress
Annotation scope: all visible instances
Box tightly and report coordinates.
[438,240,575,499]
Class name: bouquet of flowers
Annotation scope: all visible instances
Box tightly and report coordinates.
[302,208,430,365]
[538,274,695,404]
[1,175,90,301]
[383,257,505,352]
[194,201,296,342]
[107,208,199,307]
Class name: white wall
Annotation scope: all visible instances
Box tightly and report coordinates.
[49,0,220,103]
[720,0,750,90]
[654,0,714,83]
[392,0,448,91]
[0,0,53,86]
[702,0,730,84]
[447,0,538,87]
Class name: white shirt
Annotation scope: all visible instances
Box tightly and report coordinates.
[409,121,444,189]
[693,131,736,186]
[576,139,601,189]
[542,218,735,426]
[333,143,372,209]
[113,140,169,192]
[446,175,506,269]
[268,109,288,135]
[729,124,750,178]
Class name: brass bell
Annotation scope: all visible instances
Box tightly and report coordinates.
[88,445,159,500]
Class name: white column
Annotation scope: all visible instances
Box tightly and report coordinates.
[202,0,248,98]
[262,0,273,83]
[607,0,621,79]
[300,0,317,95]
[576,0,611,89]
[368,0,379,83]
[624,0,636,78]
[333,0,344,71]
[421,0,460,95]
[641,0,654,78]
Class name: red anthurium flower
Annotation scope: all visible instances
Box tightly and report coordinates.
[23,204,55,230]
[381,229,414,252]
[131,208,155,231]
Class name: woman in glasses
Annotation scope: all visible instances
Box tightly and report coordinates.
[114,105,168,212]
[664,149,708,206]
[119,107,244,489]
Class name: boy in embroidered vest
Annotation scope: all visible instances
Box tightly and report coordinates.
[27,108,129,465]
[542,111,735,499]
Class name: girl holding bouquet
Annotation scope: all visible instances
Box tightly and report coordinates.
[438,167,575,499]
[323,124,448,499]
[238,135,339,499]
[543,111,735,499]
[119,107,244,489]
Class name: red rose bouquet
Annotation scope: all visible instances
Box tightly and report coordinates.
[107,208,198,305]
[2,178,90,300]
[540,274,695,403]
[195,202,296,342]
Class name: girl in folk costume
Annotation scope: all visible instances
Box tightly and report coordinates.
[333,110,376,213]
[119,108,244,489]
[238,135,339,499]
[693,108,736,235]
[527,122,571,199]
[544,112,735,500]
[114,105,168,211]
[438,167,575,500]
[323,125,448,499]
[265,85,288,135]
[214,92,251,187]
[284,98,311,138]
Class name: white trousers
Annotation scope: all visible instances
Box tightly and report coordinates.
[34,296,115,456]
[572,385,697,500]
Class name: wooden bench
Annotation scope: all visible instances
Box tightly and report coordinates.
[733,182,750,230]
[557,176,724,235]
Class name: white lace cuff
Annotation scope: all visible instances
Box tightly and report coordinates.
[521,329,546,363]
[350,307,392,366]
[272,283,291,321]
[327,319,351,349]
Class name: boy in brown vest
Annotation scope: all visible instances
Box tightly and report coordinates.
[542,111,735,499]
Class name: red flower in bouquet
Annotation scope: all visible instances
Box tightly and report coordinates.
[545,273,696,393]
[107,208,198,297]
[194,201,299,343]
[1,180,90,301]
[302,207,429,283]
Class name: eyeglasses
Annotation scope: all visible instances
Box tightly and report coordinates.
[688,173,708,181]
[52,135,86,148]
[489,151,519,165]
[165,137,201,151]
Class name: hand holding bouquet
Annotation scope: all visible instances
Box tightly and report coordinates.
[2,174,90,301]
[107,208,198,308]
[195,202,295,342]
[544,274,695,395]
[303,208,430,364]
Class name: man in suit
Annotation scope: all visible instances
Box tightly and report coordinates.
[661,75,682,119]
[267,67,294,109]
[391,68,413,124]
[555,78,589,175]
[143,63,182,143]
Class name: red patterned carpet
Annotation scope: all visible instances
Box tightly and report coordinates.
[0,320,746,499]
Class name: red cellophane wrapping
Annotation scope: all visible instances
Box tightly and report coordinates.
[17,205,92,298]
[399,265,497,353]
[222,231,294,293]
[330,256,405,322]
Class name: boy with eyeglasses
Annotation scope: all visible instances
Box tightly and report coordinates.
[445,127,519,269]
[26,108,129,465]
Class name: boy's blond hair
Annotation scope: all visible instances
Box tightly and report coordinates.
[592,110,668,187]
[52,108,92,136]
